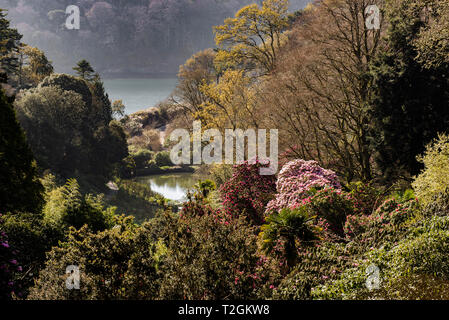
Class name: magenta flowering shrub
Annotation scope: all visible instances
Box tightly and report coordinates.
[266,159,341,214]
[0,214,22,300]
[220,160,277,225]
[349,182,384,216]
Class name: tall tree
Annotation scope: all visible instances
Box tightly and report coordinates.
[413,0,449,69]
[369,0,449,181]
[18,45,54,87]
[214,0,290,75]
[259,0,385,182]
[0,9,21,78]
[73,59,95,81]
[0,88,43,214]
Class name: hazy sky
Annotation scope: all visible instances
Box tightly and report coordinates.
[2,0,309,77]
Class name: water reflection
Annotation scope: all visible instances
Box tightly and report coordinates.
[136,173,201,202]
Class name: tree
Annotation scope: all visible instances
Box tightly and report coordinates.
[14,86,88,176]
[0,89,44,214]
[369,0,449,181]
[0,9,22,78]
[214,0,290,75]
[73,59,95,81]
[18,45,54,87]
[39,73,92,108]
[173,49,217,122]
[259,0,385,182]
[112,99,125,118]
[198,69,260,131]
[413,0,449,69]
[15,74,128,180]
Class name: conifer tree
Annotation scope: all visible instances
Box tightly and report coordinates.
[0,88,43,214]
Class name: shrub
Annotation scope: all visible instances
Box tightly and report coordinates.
[193,179,216,199]
[219,160,276,225]
[266,159,341,214]
[302,187,355,238]
[260,207,321,271]
[0,213,64,297]
[154,151,173,167]
[272,242,354,300]
[315,216,449,300]
[28,216,163,300]
[159,212,277,299]
[413,134,449,206]
[0,214,22,300]
[131,149,153,170]
[344,197,418,248]
[210,164,233,187]
[43,179,115,233]
[349,182,384,216]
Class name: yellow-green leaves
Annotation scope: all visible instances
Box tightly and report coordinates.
[213,0,289,74]
[413,134,449,206]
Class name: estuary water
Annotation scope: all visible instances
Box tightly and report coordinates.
[103,78,178,114]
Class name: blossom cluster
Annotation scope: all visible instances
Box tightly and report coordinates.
[220,160,277,225]
[266,159,341,214]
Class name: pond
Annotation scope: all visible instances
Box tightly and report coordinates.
[135,172,203,202]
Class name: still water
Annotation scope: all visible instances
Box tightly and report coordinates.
[136,173,201,202]
[103,78,178,114]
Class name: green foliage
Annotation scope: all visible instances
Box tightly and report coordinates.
[413,0,449,69]
[159,212,276,299]
[73,59,95,81]
[210,163,233,187]
[305,188,354,238]
[0,8,22,77]
[349,182,384,216]
[15,77,128,180]
[369,0,449,181]
[28,216,162,300]
[193,179,216,199]
[260,207,321,271]
[0,212,63,295]
[19,45,54,87]
[39,73,92,107]
[130,149,153,170]
[272,242,353,300]
[154,151,173,167]
[0,89,43,214]
[43,179,115,233]
[315,214,449,300]
[413,134,449,206]
[214,0,289,74]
